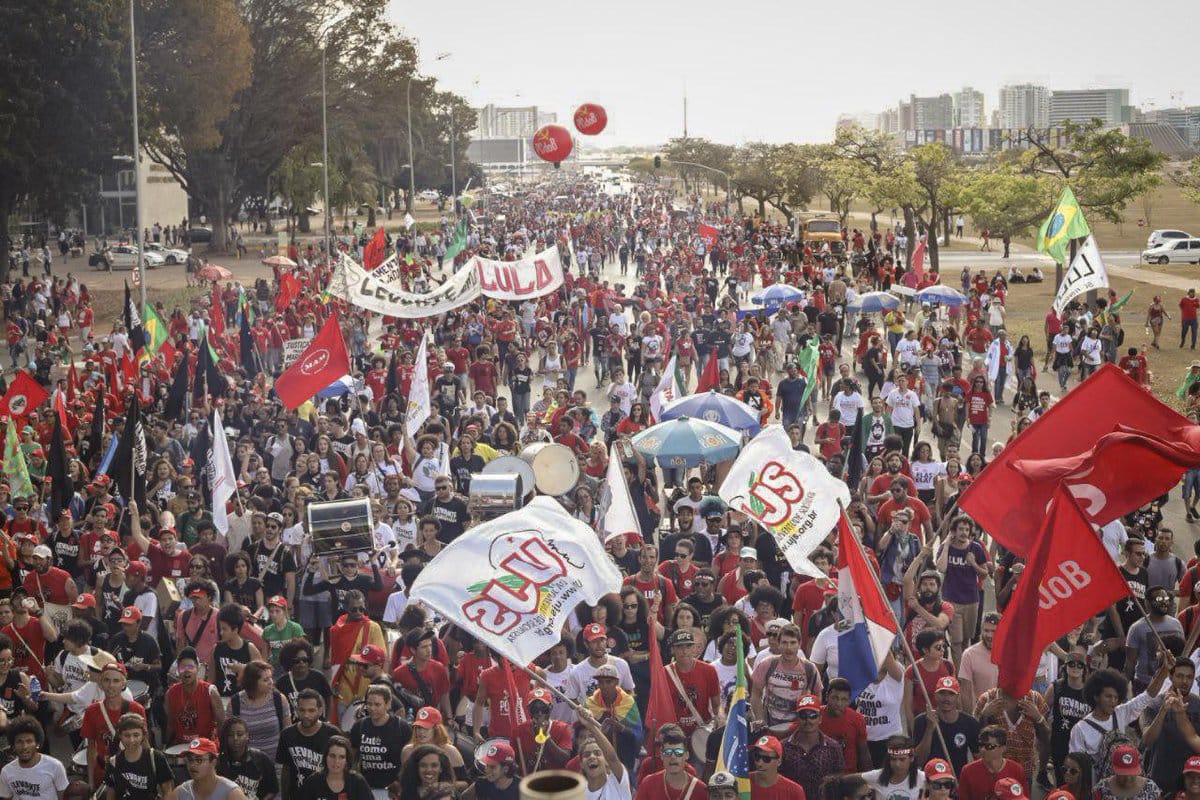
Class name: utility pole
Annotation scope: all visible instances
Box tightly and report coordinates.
[129,0,146,310]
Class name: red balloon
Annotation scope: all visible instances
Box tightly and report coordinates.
[573,103,607,136]
[532,124,573,163]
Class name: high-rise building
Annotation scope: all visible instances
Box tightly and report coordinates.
[836,111,880,133]
[954,86,986,128]
[898,94,954,131]
[998,84,1050,129]
[1144,107,1200,150]
[1049,88,1135,126]
[877,107,900,134]
[473,104,542,139]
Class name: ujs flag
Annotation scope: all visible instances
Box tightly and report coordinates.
[836,513,898,698]
[715,626,750,800]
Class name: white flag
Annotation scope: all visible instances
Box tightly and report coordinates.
[403,213,415,230]
[600,444,642,542]
[410,497,623,665]
[648,355,682,421]
[211,409,237,535]
[1053,234,1109,315]
[405,334,431,438]
[718,425,850,577]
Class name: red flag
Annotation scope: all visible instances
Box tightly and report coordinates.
[910,236,926,280]
[66,363,78,405]
[644,609,679,737]
[210,286,225,338]
[275,271,300,312]
[0,372,49,420]
[121,352,138,389]
[159,339,177,370]
[698,223,719,247]
[363,227,388,271]
[695,354,720,393]
[992,487,1130,697]
[958,364,1193,556]
[273,313,350,410]
[53,391,71,434]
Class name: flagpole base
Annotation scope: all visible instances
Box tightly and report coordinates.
[520,771,585,800]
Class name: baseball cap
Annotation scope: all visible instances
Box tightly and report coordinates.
[120,606,143,624]
[1111,745,1141,776]
[739,546,758,559]
[669,629,695,647]
[594,664,620,680]
[187,587,210,599]
[704,509,724,520]
[125,561,147,578]
[708,772,737,791]
[71,593,96,609]
[1185,755,1200,774]
[266,595,289,609]
[413,707,443,728]
[1045,792,1074,800]
[934,676,961,695]
[795,694,820,712]
[925,758,954,781]
[185,738,219,757]
[30,545,51,560]
[350,645,385,666]
[101,662,127,676]
[994,778,1026,799]
[765,618,788,633]
[479,740,516,766]
[526,688,553,708]
[582,623,607,642]
[752,735,782,759]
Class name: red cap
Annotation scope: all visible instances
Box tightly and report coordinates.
[1111,745,1141,776]
[185,738,219,757]
[479,740,516,766]
[101,662,127,676]
[125,561,147,578]
[924,758,954,781]
[795,694,821,712]
[266,595,289,609]
[994,778,1026,799]
[120,606,143,623]
[1045,792,1074,800]
[1185,755,1200,775]
[350,645,385,666]
[934,676,961,695]
[526,688,553,708]
[413,707,443,728]
[752,735,782,759]
[583,623,607,642]
[187,587,209,599]
[71,593,96,609]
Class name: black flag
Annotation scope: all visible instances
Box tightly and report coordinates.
[190,417,212,506]
[124,282,146,356]
[48,413,73,522]
[239,313,258,379]
[81,388,106,469]
[843,407,865,491]
[163,355,190,424]
[111,395,147,509]
[193,329,229,403]
[384,347,399,400]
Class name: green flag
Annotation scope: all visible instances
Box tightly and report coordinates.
[1037,187,1091,265]
[142,303,168,354]
[4,419,33,500]
[797,338,820,408]
[443,220,469,263]
[1177,368,1200,399]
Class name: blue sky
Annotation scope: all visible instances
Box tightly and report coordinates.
[388,0,1196,146]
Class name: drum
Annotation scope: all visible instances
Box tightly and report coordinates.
[519,443,580,496]
[71,746,88,769]
[474,737,511,776]
[483,456,536,500]
[690,721,716,762]
[340,699,365,731]
[308,498,374,556]
[163,743,189,767]
[128,680,150,707]
[467,473,525,517]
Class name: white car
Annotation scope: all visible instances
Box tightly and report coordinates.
[1146,229,1193,249]
[1142,238,1200,265]
[144,242,189,264]
[98,245,166,271]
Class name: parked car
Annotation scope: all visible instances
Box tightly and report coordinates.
[144,242,189,264]
[1146,229,1193,249]
[94,245,166,271]
[184,227,213,244]
[1142,238,1200,265]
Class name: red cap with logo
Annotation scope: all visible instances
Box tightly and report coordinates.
[480,740,516,766]
[526,688,553,708]
[185,738,219,757]
[924,759,954,781]
[583,623,607,642]
[934,676,961,695]
[752,735,782,758]
[994,778,1027,799]
[795,694,821,712]
[71,593,96,609]
[120,606,143,623]
[350,645,385,666]
[1185,755,1200,774]
[414,707,443,728]
[1111,745,1141,776]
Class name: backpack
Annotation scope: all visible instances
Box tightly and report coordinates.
[1084,716,1137,780]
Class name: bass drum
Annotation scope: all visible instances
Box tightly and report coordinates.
[519,442,580,497]
[340,699,366,731]
[482,456,536,501]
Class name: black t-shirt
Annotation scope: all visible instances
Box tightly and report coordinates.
[298,771,374,800]
[104,632,161,684]
[279,722,341,796]
[226,577,263,611]
[247,540,298,598]
[710,330,732,359]
[509,367,532,398]
[423,496,470,543]
[449,453,484,495]
[278,669,333,714]
[105,747,173,800]
[687,593,725,631]
[474,777,521,800]
[212,639,253,697]
[434,376,460,413]
[349,715,411,788]
[912,712,980,774]
[218,746,280,800]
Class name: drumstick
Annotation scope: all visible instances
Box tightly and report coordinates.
[512,661,584,713]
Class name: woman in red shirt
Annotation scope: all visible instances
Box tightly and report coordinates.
[615,402,649,436]
[965,375,993,457]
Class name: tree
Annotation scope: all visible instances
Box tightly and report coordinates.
[956,168,1055,246]
[1171,157,1200,207]
[664,138,734,194]
[910,143,963,272]
[273,145,322,233]
[0,0,128,280]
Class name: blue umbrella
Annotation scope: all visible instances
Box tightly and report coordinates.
[750,283,805,312]
[660,390,762,436]
[632,416,743,468]
[847,291,901,313]
[915,285,967,306]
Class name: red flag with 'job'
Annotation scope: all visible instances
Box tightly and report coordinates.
[273,314,349,409]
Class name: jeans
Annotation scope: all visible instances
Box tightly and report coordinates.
[994,367,1007,403]
[1184,468,1200,502]
[565,367,577,391]
[1184,319,1198,348]
[1057,364,1071,390]
[896,425,915,456]
[781,407,803,429]
[512,392,529,423]
[971,423,989,456]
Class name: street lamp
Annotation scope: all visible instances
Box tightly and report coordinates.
[125,0,146,309]
[318,13,351,265]
[667,159,733,219]
[405,52,450,215]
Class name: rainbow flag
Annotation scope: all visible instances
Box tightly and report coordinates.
[584,685,643,745]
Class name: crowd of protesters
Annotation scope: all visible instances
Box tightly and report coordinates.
[0,174,1190,800]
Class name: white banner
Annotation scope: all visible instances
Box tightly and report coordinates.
[472,246,564,301]
[718,425,850,577]
[211,409,237,535]
[331,252,481,318]
[405,334,431,438]
[1053,235,1109,315]
[600,443,642,542]
[281,337,312,370]
[410,497,623,665]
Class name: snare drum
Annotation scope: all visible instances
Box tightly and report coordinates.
[519,442,580,496]
[163,743,189,766]
[71,745,88,771]
[339,699,365,731]
[128,680,150,706]
[482,456,536,500]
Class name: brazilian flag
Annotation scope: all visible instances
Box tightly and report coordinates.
[1037,187,1091,266]
[142,303,168,355]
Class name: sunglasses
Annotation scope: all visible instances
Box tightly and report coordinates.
[797,711,820,720]
[752,752,778,762]
[661,746,687,758]
[980,742,1002,750]
[931,781,956,790]
[623,603,639,609]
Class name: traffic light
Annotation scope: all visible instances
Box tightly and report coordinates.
[654,155,661,169]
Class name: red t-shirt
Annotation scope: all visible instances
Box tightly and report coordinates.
[905,601,955,652]
[657,560,700,598]
[513,719,573,773]
[876,498,933,539]
[752,774,808,800]
[790,578,829,650]
[958,758,1026,800]
[636,770,709,800]
[669,660,720,734]
[390,659,451,707]
[457,652,494,701]
[476,664,531,740]
[820,706,869,772]
[1181,296,1200,321]
[867,474,918,499]
[165,679,218,743]
[965,327,993,354]
[81,699,148,776]
[966,390,993,426]
[468,361,498,396]
[3,617,48,684]
[23,567,74,606]
[903,659,955,716]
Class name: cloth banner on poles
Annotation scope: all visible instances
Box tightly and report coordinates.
[405,335,432,438]
[472,246,565,301]
[1053,234,1109,315]
[331,251,481,318]
[409,497,623,665]
[719,425,850,577]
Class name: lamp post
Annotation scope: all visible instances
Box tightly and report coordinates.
[127,0,146,309]
[405,52,450,215]
[320,42,332,264]
[666,159,733,219]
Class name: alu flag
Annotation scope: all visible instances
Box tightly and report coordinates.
[600,444,642,542]
[405,335,431,438]
[719,425,850,577]
[211,409,237,534]
[1053,235,1109,315]
[409,497,623,665]
[648,355,683,421]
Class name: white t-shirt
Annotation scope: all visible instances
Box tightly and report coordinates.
[895,339,921,367]
[856,673,905,742]
[1079,336,1103,365]
[566,656,635,702]
[543,664,576,724]
[586,769,633,800]
[709,658,739,707]
[909,460,947,492]
[885,389,920,428]
[0,755,69,800]
[810,624,841,679]
[832,391,865,426]
[862,769,925,800]
[1053,332,1074,354]
[608,381,638,415]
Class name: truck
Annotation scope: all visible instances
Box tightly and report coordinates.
[800,215,845,260]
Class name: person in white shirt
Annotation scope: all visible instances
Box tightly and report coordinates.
[566,626,635,701]
[1067,655,1170,756]
[1079,326,1104,380]
[0,717,69,800]
[831,380,865,427]
[885,380,922,456]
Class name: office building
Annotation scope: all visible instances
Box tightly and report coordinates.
[1144,107,1200,150]
[898,94,954,132]
[1049,88,1135,126]
[474,104,542,140]
[998,83,1050,129]
[954,87,986,128]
